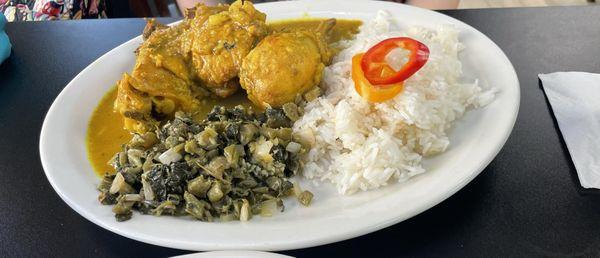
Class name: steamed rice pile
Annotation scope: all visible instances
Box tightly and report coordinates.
[293,11,496,194]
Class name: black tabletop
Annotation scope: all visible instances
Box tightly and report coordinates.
[2,4,600,258]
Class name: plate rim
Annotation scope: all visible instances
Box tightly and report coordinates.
[39,0,520,251]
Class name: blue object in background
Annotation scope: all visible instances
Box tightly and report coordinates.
[0,13,11,64]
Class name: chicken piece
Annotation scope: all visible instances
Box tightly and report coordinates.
[114,74,155,133]
[239,19,336,108]
[115,19,204,132]
[142,19,168,41]
[133,19,195,88]
[114,1,267,133]
[189,0,268,97]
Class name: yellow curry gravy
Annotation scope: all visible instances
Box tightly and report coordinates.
[87,88,131,175]
[87,88,253,176]
[87,18,362,176]
[269,18,362,53]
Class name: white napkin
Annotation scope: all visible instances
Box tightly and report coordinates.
[539,72,600,189]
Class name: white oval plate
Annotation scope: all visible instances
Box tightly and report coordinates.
[40,0,519,252]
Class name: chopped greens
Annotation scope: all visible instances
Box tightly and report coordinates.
[97,105,312,222]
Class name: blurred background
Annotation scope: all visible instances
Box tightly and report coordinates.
[0,0,596,22]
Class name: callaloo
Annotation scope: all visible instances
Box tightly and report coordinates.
[97,104,312,222]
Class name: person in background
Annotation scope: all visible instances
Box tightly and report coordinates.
[32,0,64,20]
[1,0,460,22]
[176,0,460,13]
[1,0,34,21]
[0,0,105,21]
[68,0,107,19]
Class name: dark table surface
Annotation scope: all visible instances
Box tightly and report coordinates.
[2,4,600,258]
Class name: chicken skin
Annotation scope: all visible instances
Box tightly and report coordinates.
[239,19,336,108]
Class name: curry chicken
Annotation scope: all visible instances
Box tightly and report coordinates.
[240,19,335,108]
[113,0,359,134]
[115,0,268,133]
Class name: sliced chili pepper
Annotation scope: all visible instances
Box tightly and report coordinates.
[352,53,404,103]
[360,37,429,85]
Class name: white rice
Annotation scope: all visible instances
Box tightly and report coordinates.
[293,11,496,195]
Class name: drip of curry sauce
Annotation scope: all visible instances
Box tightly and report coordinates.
[86,18,362,176]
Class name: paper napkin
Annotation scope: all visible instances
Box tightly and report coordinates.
[539,72,600,189]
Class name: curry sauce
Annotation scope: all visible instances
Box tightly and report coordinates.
[269,18,362,44]
[87,88,254,176]
[87,88,132,175]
